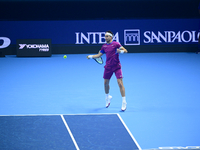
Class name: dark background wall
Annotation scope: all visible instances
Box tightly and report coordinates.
[0,0,200,56]
[0,0,199,21]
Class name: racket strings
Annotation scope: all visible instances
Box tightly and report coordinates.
[95,57,103,64]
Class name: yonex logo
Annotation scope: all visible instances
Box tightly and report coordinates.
[124,29,140,45]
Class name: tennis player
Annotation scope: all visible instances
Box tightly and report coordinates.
[87,30,128,111]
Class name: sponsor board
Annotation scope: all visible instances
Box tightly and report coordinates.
[75,30,199,46]
[0,19,199,54]
[17,39,51,57]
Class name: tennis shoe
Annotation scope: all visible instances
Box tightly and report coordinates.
[105,95,112,108]
[121,100,127,111]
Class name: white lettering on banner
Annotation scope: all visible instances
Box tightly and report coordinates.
[75,32,119,44]
[171,31,181,42]
[113,32,119,43]
[144,30,199,44]
[26,44,49,49]
[19,44,49,52]
[193,31,199,42]
[98,32,105,44]
[143,31,151,43]
[168,31,176,42]
[0,37,11,49]
[76,30,198,45]
[39,49,49,52]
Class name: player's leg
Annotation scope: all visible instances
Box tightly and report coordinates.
[103,69,113,108]
[104,79,110,94]
[115,69,127,111]
[104,79,112,108]
[117,78,125,97]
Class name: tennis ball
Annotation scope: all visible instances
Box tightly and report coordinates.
[63,55,67,59]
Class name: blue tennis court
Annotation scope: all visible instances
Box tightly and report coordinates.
[0,114,140,150]
[0,53,200,149]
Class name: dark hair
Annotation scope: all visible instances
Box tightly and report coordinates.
[106,30,114,36]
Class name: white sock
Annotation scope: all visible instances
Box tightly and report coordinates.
[122,97,126,102]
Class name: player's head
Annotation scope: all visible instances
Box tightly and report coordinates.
[105,30,113,43]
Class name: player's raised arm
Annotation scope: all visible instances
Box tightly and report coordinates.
[87,50,103,59]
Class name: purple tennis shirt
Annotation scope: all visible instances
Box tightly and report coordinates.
[100,41,122,68]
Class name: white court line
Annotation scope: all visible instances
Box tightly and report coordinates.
[0,113,118,117]
[117,114,142,150]
[60,115,80,150]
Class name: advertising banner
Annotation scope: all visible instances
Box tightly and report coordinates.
[16,39,52,57]
[0,19,199,54]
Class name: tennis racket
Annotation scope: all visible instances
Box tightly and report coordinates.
[94,57,103,65]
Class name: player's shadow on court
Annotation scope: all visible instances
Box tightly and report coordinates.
[89,107,136,113]
[90,107,106,112]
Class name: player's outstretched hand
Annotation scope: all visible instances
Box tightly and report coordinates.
[117,48,128,53]
[87,55,93,59]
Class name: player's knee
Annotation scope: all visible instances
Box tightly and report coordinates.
[117,80,123,88]
[104,80,109,86]
[119,83,123,89]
